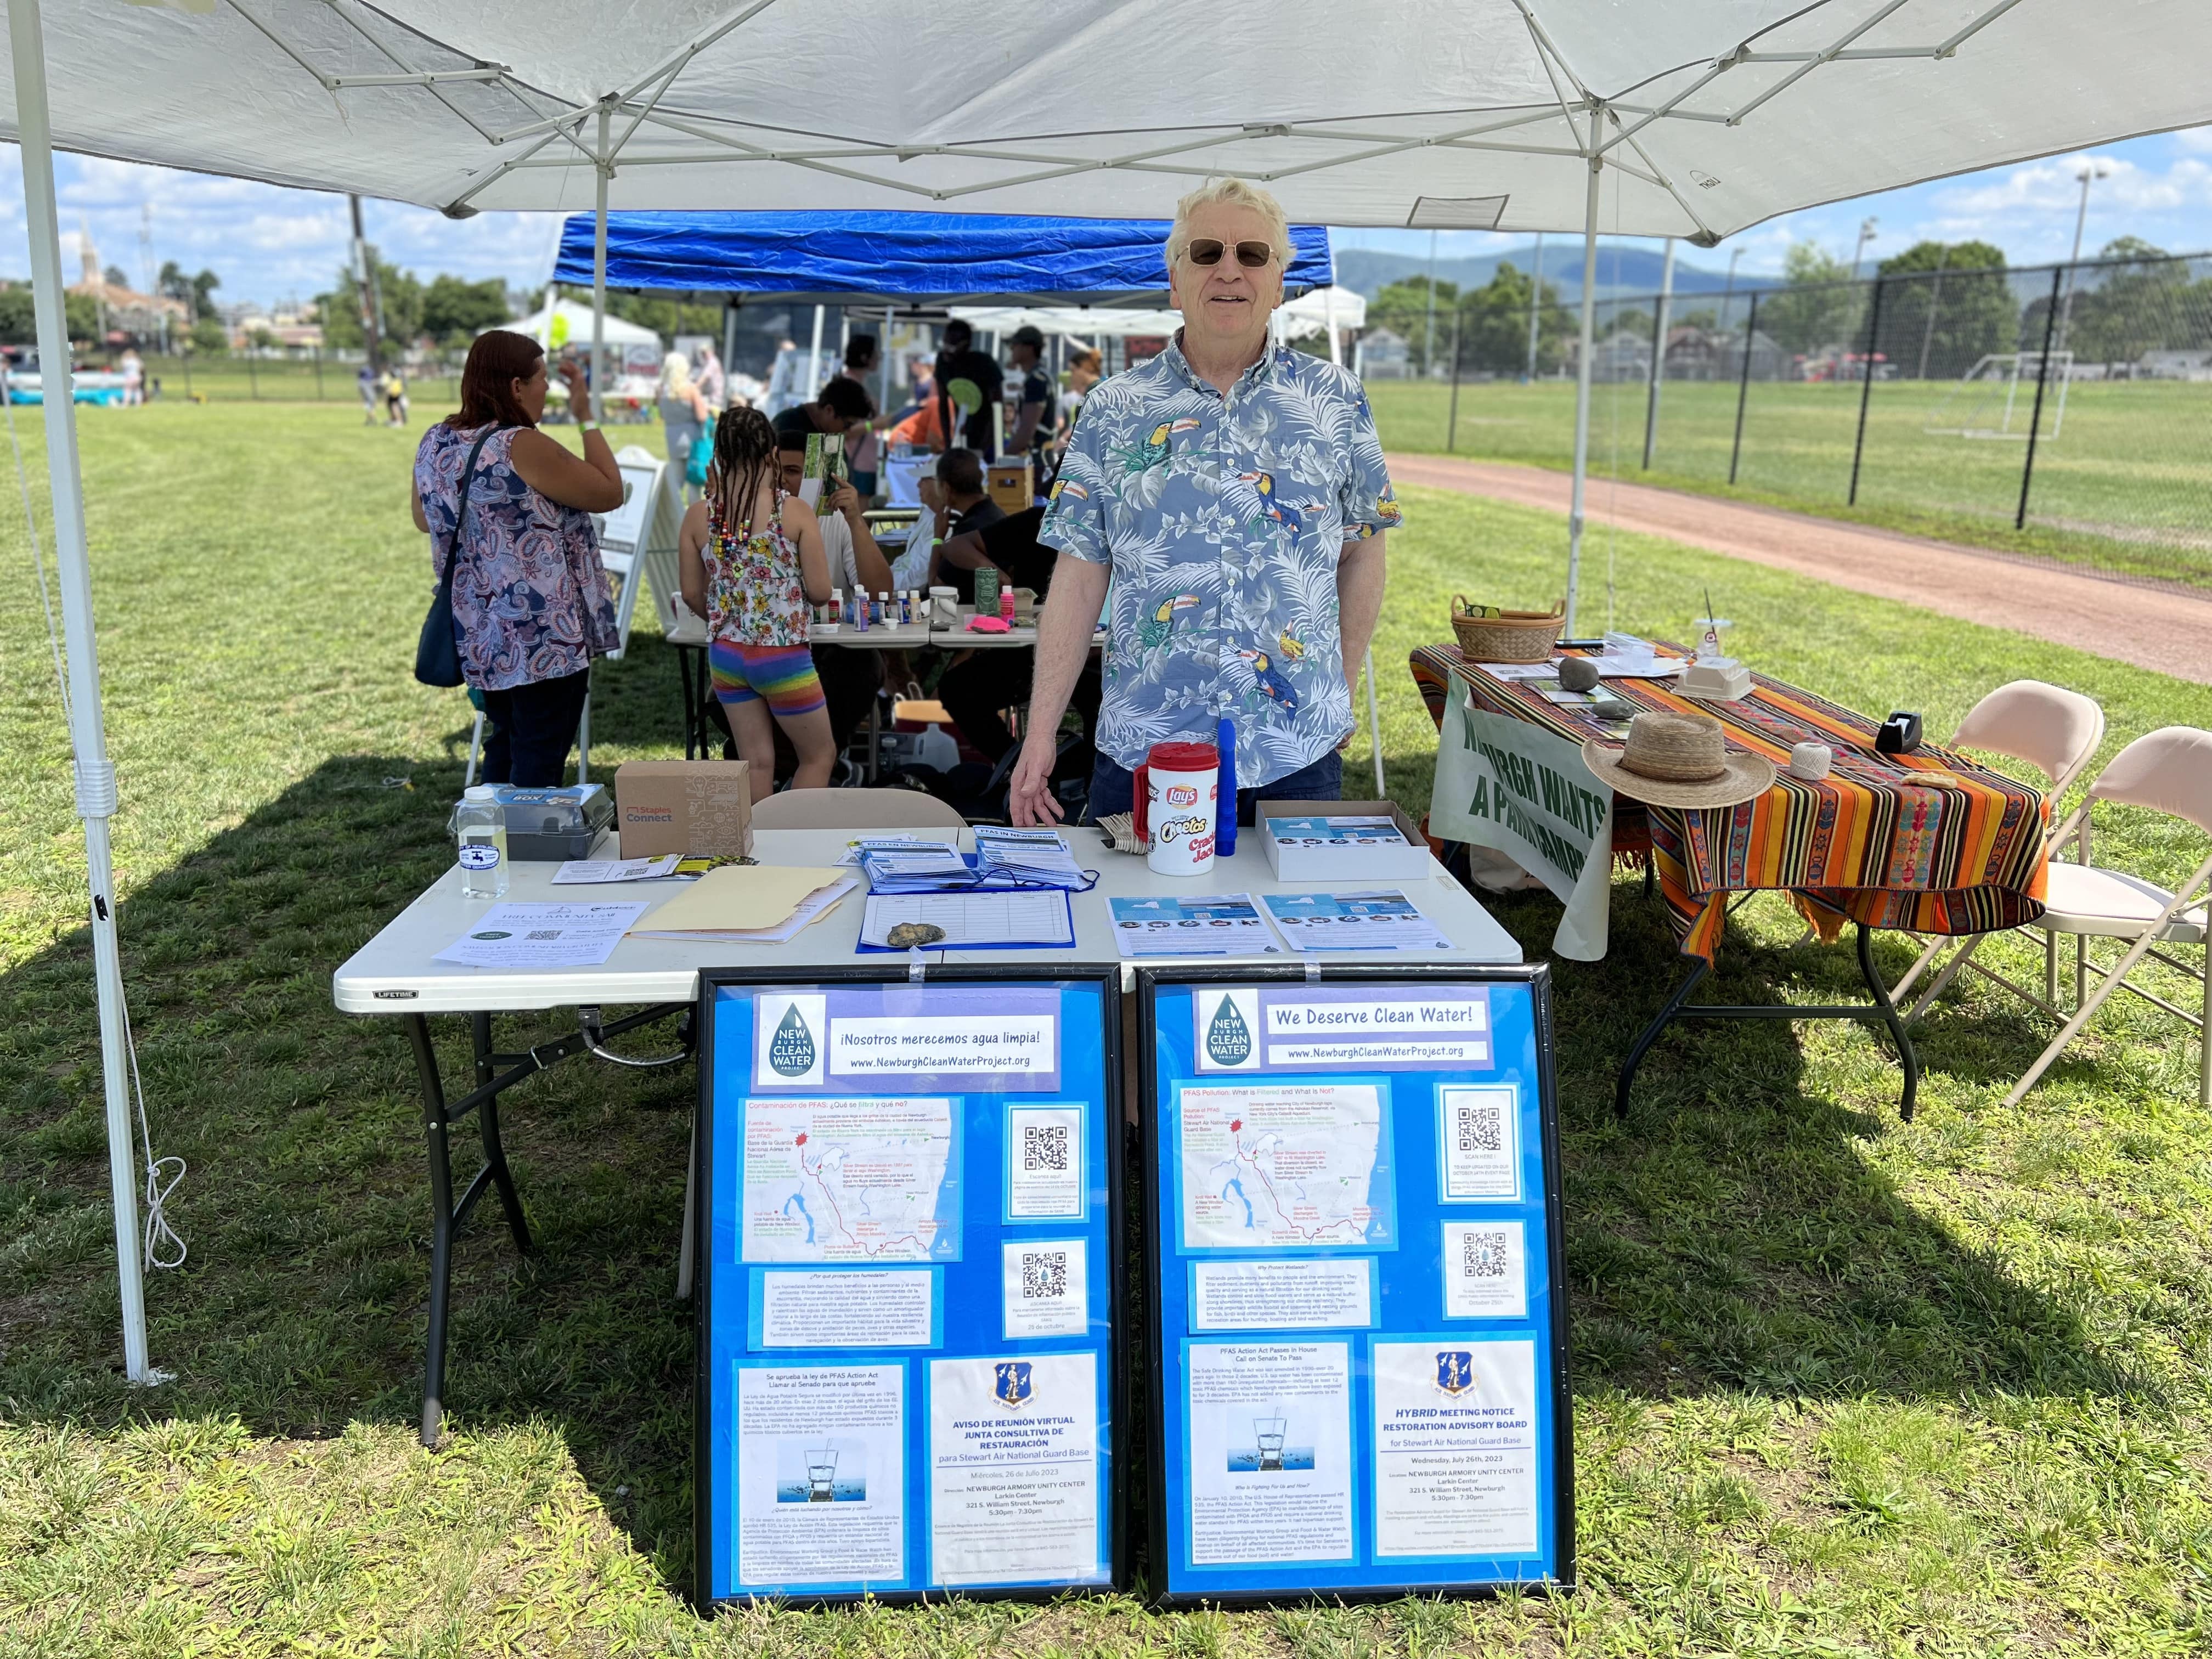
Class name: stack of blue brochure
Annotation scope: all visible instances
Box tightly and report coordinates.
[857,832,1096,895]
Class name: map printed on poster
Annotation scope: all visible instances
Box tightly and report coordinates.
[753,987,1062,1091]
[1176,1081,1395,1251]
[1194,986,1491,1073]
[740,1097,960,1263]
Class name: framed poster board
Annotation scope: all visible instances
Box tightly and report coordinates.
[1137,964,1571,1606]
[693,967,1125,1610]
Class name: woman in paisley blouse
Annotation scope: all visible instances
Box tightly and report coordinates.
[678,405,836,800]
[410,330,625,786]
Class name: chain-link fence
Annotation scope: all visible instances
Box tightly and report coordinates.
[1396,249,2212,588]
[139,349,463,406]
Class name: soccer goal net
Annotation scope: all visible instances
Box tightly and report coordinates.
[1925,351,2073,440]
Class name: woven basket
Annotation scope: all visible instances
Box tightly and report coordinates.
[1451,595,1565,663]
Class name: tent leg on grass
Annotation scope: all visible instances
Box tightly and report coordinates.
[9,0,158,1385]
[1564,108,1602,638]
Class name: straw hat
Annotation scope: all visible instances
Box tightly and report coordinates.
[1582,710,1776,809]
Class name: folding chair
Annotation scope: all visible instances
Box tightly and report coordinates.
[1891,680,2105,1016]
[1967,726,2212,1108]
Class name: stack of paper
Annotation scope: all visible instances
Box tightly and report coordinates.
[436,901,652,968]
[836,834,951,866]
[1261,889,1453,952]
[974,826,1090,887]
[551,854,681,884]
[859,845,977,892]
[630,865,855,943]
[1108,894,1284,958]
[1267,815,1408,848]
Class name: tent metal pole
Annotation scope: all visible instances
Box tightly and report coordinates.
[9,0,154,1385]
[1642,236,1674,469]
[585,105,611,788]
[1322,286,1340,366]
[806,305,825,400]
[1564,108,1602,637]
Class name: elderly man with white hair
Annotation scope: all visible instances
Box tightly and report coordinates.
[1008,177,1400,828]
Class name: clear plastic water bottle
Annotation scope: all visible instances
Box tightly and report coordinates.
[455,785,509,899]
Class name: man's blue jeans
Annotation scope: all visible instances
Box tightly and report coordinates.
[1084,749,1344,826]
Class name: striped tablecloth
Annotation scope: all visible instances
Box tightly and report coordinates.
[1410,644,2048,961]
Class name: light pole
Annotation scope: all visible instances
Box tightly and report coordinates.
[1850,216,1878,281]
[2055,159,2110,355]
[1422,229,1439,379]
[1523,232,1544,380]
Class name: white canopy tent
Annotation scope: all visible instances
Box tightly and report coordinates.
[495,294,659,352]
[7,0,2211,1380]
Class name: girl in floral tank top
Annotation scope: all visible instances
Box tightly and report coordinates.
[679,406,837,799]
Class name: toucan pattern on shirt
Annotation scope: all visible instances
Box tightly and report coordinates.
[1039,335,1401,788]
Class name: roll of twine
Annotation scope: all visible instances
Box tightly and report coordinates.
[1619,711,1729,782]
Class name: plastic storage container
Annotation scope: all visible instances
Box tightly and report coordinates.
[448,783,614,862]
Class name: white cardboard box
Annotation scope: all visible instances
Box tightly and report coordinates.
[1256,799,1433,882]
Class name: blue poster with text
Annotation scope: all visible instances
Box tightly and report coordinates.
[1143,970,1569,1603]
[697,974,1119,1607]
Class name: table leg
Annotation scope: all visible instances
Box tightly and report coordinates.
[1614,956,1710,1118]
[405,1013,459,1449]
[866,694,882,783]
[1854,923,1920,1121]
[1615,923,1920,1120]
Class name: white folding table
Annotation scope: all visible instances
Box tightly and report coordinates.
[332,825,1519,1443]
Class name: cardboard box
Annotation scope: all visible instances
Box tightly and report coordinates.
[1256,799,1432,882]
[986,460,1033,514]
[614,760,753,857]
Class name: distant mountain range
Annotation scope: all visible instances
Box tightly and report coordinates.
[1331,242,1782,304]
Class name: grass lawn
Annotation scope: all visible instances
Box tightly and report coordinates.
[1367,376,2212,589]
[4,400,2212,1656]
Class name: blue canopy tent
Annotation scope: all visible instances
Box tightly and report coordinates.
[551,209,1332,307]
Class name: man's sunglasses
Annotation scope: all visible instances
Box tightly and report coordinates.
[1184,238,1277,268]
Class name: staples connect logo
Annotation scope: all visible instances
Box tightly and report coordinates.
[625,808,675,822]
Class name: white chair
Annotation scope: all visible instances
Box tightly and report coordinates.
[1973,727,2212,1108]
[1891,680,2106,1017]
[751,788,968,831]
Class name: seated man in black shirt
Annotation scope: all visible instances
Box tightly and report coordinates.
[935,500,1102,765]
[932,448,1003,598]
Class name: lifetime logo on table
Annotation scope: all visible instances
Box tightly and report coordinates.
[1195,985,1491,1072]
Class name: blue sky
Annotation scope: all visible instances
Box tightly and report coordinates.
[5,125,2211,307]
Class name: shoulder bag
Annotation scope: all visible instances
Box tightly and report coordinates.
[413,426,498,689]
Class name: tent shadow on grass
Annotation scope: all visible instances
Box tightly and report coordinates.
[0,757,2152,1593]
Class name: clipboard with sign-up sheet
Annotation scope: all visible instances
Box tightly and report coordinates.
[692,966,1126,1611]
[1135,963,1572,1609]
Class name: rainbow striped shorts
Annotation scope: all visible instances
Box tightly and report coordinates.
[707,641,826,718]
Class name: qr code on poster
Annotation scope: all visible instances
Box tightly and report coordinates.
[525,929,562,941]
[1460,1228,1511,1279]
[1455,1102,1502,1154]
[1020,1250,1068,1300]
[1023,1122,1070,1172]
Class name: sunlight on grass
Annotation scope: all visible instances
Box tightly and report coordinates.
[2,405,2210,1653]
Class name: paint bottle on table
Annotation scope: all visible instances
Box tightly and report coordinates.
[455,786,509,900]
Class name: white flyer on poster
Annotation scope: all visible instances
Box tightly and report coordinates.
[929,1352,1101,1586]
[758,1270,935,1348]
[1006,1104,1084,1218]
[1188,1259,1373,1331]
[735,1364,905,1587]
[1001,1237,1090,1340]
[1438,1084,1521,1200]
[1442,1221,1529,1320]
[1371,1340,1540,1558]
[1185,1341,1354,1564]
[741,1097,956,1263]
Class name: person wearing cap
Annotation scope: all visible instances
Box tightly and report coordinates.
[1006,177,1400,829]
[1005,324,1054,473]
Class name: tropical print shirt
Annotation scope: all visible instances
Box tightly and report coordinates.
[1039,334,1400,787]
[416,423,619,692]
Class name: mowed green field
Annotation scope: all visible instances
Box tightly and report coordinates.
[3,402,2212,1654]
[1370,376,2212,586]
